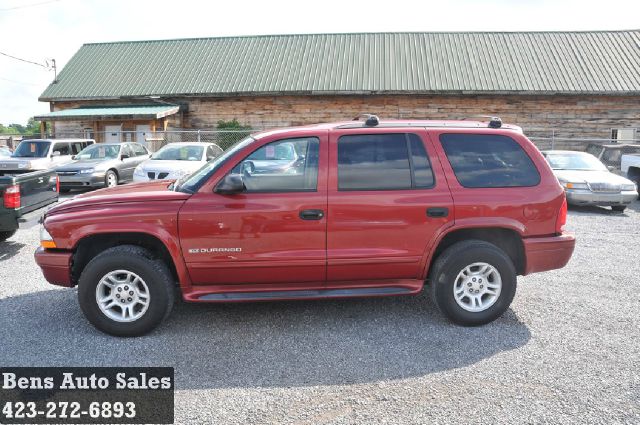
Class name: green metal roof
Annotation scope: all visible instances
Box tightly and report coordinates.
[40,31,640,101]
[33,104,179,121]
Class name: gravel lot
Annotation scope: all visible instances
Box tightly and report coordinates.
[0,196,638,424]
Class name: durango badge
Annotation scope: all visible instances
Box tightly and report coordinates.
[188,248,242,254]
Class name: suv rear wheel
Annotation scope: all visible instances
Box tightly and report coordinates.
[78,245,174,336]
[429,240,517,326]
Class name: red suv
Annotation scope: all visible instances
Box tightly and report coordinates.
[35,117,575,336]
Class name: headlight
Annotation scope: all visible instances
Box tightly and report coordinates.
[39,225,57,249]
[561,181,589,190]
[134,166,145,176]
[622,183,637,191]
[78,168,95,174]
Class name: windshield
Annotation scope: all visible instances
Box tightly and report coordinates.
[152,145,204,161]
[13,141,51,158]
[76,144,120,160]
[177,136,255,193]
[545,153,608,171]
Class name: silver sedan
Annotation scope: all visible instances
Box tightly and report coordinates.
[55,143,150,192]
[543,150,638,212]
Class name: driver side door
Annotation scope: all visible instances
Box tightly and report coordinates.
[178,133,328,286]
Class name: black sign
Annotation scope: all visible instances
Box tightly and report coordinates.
[0,367,174,424]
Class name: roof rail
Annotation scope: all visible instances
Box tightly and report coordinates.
[462,114,503,129]
[353,113,379,127]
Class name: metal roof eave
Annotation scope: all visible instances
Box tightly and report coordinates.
[38,89,640,103]
[33,105,180,121]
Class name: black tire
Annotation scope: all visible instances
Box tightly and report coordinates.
[105,170,118,188]
[429,240,517,326]
[0,230,16,242]
[78,245,175,337]
[611,205,626,212]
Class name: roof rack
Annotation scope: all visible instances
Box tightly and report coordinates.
[352,113,379,127]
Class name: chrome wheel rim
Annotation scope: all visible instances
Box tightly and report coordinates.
[95,270,150,322]
[453,262,502,312]
[106,173,117,187]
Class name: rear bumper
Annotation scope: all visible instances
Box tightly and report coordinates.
[523,232,576,275]
[34,247,73,287]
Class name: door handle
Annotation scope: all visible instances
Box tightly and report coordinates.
[427,207,449,218]
[299,209,325,220]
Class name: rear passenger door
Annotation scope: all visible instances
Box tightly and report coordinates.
[327,130,454,282]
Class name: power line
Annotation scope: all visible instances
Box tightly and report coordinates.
[0,76,40,86]
[0,0,61,12]
[0,51,47,68]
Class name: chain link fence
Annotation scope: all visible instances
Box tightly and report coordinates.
[2,128,640,172]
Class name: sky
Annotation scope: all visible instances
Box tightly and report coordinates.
[1,0,639,125]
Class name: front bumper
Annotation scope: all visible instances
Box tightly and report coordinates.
[34,247,73,287]
[523,232,576,275]
[565,189,637,206]
[58,172,106,189]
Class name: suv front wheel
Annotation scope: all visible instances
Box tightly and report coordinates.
[78,245,175,336]
[429,240,517,326]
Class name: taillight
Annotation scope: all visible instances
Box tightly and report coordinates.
[555,196,567,234]
[3,184,21,209]
[51,175,59,193]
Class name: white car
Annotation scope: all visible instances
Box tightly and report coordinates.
[133,142,223,183]
[0,139,94,172]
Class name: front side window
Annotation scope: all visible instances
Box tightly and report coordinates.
[338,133,434,190]
[53,142,71,156]
[440,134,540,188]
[230,137,319,192]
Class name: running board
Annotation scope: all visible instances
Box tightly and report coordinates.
[197,286,414,301]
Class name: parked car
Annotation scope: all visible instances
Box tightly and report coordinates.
[55,142,150,192]
[0,147,12,158]
[35,117,576,336]
[0,139,94,173]
[0,168,59,242]
[133,142,223,183]
[621,153,640,197]
[585,143,640,173]
[543,150,638,211]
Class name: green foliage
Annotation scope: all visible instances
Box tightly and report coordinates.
[0,118,42,135]
[215,119,252,131]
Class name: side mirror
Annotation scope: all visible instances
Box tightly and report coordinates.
[215,174,245,195]
[121,154,130,160]
[71,155,76,160]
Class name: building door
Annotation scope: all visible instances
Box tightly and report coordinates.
[136,125,151,146]
[104,125,122,143]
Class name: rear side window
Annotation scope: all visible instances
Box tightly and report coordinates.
[440,134,540,188]
[338,133,434,190]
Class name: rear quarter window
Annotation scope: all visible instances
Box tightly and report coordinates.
[440,134,540,188]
